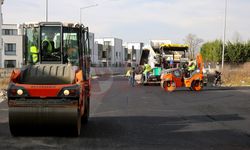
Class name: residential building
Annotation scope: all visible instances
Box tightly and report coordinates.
[94,38,123,67]
[124,42,144,67]
[1,24,23,68]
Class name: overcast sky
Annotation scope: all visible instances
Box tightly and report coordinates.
[2,0,250,43]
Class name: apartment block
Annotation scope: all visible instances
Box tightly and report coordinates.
[1,24,23,68]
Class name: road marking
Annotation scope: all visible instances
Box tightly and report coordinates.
[0,108,8,111]
[111,74,125,77]
[92,76,99,79]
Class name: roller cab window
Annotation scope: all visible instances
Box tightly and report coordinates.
[41,26,61,62]
[63,28,80,66]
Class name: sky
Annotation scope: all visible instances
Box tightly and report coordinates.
[2,0,250,44]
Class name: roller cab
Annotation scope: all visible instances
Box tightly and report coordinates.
[7,22,91,136]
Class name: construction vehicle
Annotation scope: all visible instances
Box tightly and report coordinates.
[139,40,170,85]
[139,40,189,85]
[7,22,91,136]
[160,54,204,92]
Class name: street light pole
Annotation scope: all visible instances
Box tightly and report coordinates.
[45,0,48,22]
[80,4,98,24]
[222,0,228,70]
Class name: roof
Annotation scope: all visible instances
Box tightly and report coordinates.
[22,22,84,28]
[161,44,189,51]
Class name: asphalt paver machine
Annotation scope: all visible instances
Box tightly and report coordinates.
[7,22,91,136]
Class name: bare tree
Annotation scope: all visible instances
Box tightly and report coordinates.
[184,34,203,59]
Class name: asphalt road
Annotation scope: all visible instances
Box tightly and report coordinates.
[0,76,250,150]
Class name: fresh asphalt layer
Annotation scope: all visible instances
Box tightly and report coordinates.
[0,76,250,150]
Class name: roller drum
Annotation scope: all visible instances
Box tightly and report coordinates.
[9,107,81,136]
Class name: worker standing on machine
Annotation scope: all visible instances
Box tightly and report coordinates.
[188,62,196,77]
[30,45,39,64]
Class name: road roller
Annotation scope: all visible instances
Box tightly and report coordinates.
[7,22,91,136]
[161,54,204,92]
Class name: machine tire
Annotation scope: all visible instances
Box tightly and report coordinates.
[191,80,203,91]
[82,96,90,124]
[71,110,81,137]
[163,81,176,92]
[9,125,22,136]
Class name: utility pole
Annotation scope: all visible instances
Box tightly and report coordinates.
[0,0,4,68]
[45,0,48,22]
[222,0,228,70]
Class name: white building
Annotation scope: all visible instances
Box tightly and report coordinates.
[124,42,144,67]
[94,38,123,67]
[1,24,23,68]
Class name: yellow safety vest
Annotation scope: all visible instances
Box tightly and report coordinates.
[30,46,38,63]
[143,64,151,74]
[188,65,195,71]
[42,39,52,53]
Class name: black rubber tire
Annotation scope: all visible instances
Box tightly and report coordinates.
[191,80,203,91]
[9,125,22,137]
[82,96,90,124]
[72,110,81,137]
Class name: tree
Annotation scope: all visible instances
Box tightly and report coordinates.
[184,34,203,59]
[200,40,222,63]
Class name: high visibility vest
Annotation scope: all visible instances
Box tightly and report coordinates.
[42,39,52,53]
[188,65,195,71]
[30,46,38,63]
[143,64,151,74]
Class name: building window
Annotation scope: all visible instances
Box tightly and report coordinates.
[104,41,111,60]
[128,54,131,60]
[97,43,103,60]
[104,41,110,46]
[4,43,16,55]
[132,46,136,61]
[2,29,18,35]
[124,48,128,61]
[4,60,16,68]
[102,51,106,59]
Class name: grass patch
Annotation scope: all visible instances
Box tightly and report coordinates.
[222,63,250,86]
[0,78,10,90]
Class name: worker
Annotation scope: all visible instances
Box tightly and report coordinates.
[42,35,53,55]
[125,68,131,78]
[170,58,174,68]
[30,45,38,64]
[143,63,151,82]
[130,67,136,87]
[188,62,196,77]
[183,62,189,78]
